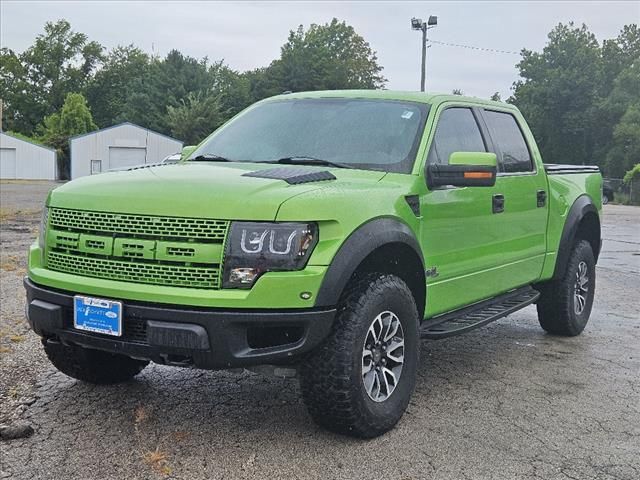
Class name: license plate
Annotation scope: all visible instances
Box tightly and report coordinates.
[73,296,122,337]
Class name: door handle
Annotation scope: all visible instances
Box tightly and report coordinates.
[537,190,547,207]
[492,194,505,214]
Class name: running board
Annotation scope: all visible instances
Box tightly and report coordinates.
[420,286,540,340]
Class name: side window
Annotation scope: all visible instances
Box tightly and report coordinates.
[483,110,533,173]
[427,108,486,164]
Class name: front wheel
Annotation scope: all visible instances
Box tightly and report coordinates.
[299,274,420,438]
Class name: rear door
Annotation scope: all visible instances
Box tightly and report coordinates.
[478,108,548,283]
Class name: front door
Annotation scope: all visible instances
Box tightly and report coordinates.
[420,104,508,316]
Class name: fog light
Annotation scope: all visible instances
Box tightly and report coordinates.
[229,267,260,285]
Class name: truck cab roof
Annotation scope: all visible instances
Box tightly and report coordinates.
[266,89,516,110]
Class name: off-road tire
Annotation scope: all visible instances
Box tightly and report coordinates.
[299,274,420,438]
[536,240,596,336]
[43,341,148,384]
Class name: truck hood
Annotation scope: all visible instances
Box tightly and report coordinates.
[49,162,386,220]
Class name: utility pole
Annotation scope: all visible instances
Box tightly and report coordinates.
[411,16,438,92]
[420,26,427,92]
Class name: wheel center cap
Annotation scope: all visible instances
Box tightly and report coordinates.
[373,348,383,364]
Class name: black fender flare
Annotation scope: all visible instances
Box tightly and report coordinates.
[553,194,601,280]
[314,217,425,307]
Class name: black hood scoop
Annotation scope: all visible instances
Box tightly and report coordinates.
[125,162,168,171]
[243,167,336,185]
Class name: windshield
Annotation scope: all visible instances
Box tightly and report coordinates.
[191,98,429,173]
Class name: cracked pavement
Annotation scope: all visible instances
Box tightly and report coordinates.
[1,182,639,479]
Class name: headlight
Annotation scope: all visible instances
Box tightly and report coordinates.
[38,206,49,249]
[223,222,317,288]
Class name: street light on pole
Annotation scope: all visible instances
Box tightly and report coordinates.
[411,15,438,92]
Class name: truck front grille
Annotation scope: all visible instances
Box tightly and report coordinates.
[47,251,221,289]
[49,208,228,241]
[45,208,228,289]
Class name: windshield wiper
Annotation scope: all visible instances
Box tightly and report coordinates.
[190,154,232,162]
[268,156,352,169]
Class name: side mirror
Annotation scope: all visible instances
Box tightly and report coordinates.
[427,152,497,189]
[181,145,197,160]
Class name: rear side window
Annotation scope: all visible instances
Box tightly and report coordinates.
[427,108,486,164]
[483,110,533,173]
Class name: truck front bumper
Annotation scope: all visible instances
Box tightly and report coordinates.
[24,278,336,370]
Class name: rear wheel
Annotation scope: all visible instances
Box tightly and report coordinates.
[43,341,148,384]
[536,240,596,336]
[299,274,420,438]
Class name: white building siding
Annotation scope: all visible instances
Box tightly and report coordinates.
[70,123,183,179]
[0,132,57,180]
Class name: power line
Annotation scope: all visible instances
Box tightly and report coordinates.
[430,39,521,55]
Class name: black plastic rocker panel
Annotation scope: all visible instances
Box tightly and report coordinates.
[420,286,540,339]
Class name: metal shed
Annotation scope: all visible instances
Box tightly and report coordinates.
[0,132,57,180]
[70,122,183,179]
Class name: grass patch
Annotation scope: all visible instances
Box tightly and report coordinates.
[134,405,149,425]
[1,255,22,272]
[0,208,14,223]
[142,448,171,476]
[0,179,57,184]
[171,431,190,442]
[0,207,42,223]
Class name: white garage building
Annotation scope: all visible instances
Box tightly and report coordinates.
[0,132,57,180]
[70,122,183,179]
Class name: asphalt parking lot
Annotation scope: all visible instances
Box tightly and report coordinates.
[1,180,639,480]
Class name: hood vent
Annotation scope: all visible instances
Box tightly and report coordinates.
[243,167,336,185]
[125,162,167,171]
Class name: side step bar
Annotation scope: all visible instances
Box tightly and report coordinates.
[420,286,540,340]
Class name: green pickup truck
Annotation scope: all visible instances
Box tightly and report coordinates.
[25,90,602,438]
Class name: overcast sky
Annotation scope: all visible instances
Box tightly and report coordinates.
[2,1,638,99]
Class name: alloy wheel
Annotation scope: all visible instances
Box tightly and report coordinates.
[361,311,405,402]
[574,261,589,315]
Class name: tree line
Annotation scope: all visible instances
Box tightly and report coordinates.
[0,19,638,180]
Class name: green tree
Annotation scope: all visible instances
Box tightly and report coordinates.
[601,24,640,92]
[511,22,640,172]
[510,23,602,166]
[593,26,640,170]
[452,89,464,95]
[623,163,640,204]
[118,50,212,134]
[623,163,640,184]
[85,45,151,127]
[3,131,44,145]
[0,48,29,132]
[167,91,224,145]
[606,104,640,178]
[490,92,502,102]
[243,66,284,101]
[39,92,97,179]
[251,19,386,97]
[14,20,103,134]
